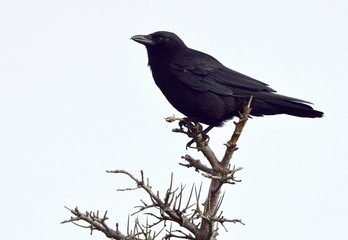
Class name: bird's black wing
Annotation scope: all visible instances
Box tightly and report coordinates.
[170,49,311,103]
[170,50,275,94]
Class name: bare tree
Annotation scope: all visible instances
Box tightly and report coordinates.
[61,98,253,240]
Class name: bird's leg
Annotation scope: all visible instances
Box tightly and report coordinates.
[201,125,214,141]
[186,124,214,149]
[198,125,214,146]
[167,116,213,149]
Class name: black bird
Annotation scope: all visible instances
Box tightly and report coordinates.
[131,31,323,130]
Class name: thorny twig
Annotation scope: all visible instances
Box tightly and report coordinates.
[61,206,127,239]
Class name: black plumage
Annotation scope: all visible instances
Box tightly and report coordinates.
[131,31,323,127]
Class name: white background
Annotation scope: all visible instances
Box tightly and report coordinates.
[0,1,347,239]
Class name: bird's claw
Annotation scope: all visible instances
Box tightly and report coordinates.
[186,139,196,149]
[169,118,212,150]
[185,131,210,150]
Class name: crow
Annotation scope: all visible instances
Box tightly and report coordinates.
[131,31,323,131]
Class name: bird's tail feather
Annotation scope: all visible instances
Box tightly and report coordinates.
[249,97,323,118]
[271,100,323,118]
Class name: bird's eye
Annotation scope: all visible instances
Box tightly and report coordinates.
[157,37,164,43]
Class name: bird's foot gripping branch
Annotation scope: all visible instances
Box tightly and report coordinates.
[165,116,209,149]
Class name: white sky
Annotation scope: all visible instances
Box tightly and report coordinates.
[0,0,347,239]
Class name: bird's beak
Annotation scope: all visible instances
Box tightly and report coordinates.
[131,34,154,45]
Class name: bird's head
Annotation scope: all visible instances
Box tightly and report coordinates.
[131,31,187,65]
[131,31,186,49]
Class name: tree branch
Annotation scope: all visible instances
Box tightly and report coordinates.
[63,99,252,240]
[61,206,127,239]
